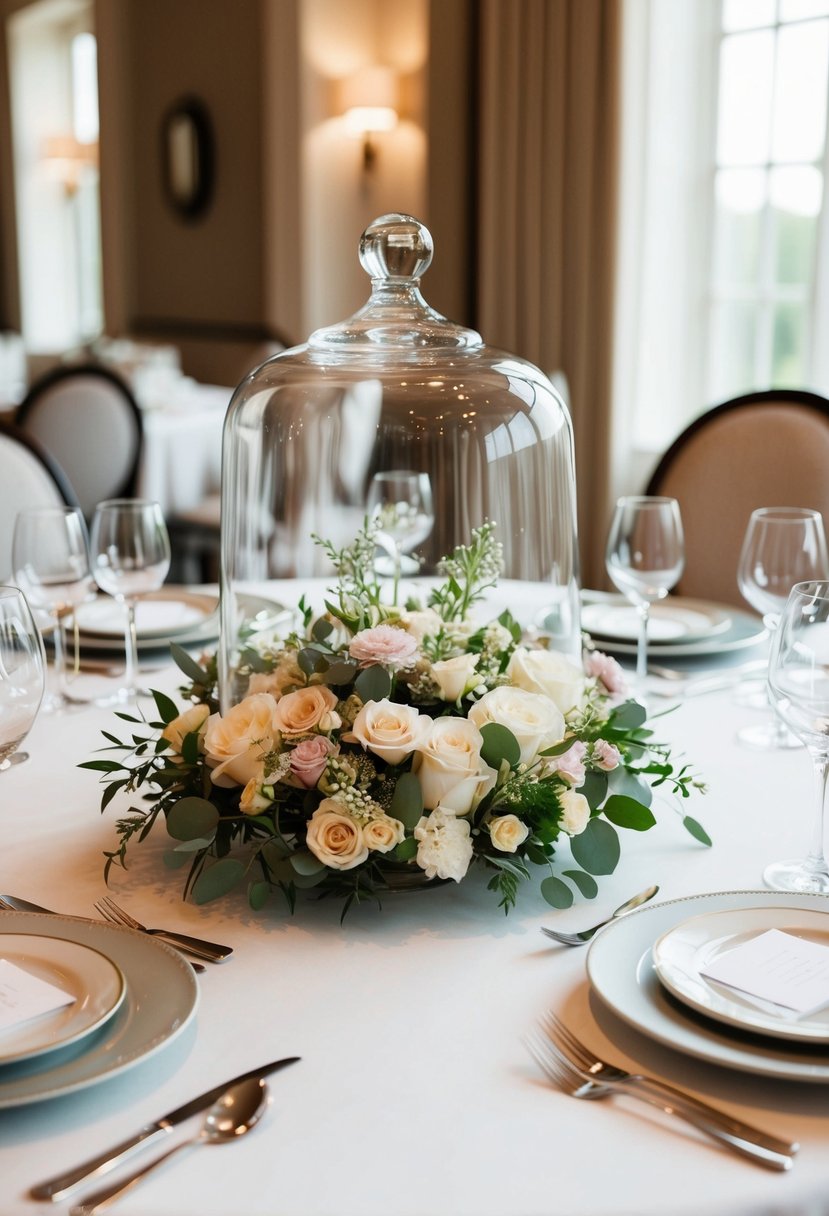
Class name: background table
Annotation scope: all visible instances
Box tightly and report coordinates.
[1,612,828,1216]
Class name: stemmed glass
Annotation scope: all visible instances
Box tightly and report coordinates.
[764,580,829,893]
[605,496,685,700]
[736,507,829,749]
[0,586,46,771]
[90,499,171,702]
[367,471,434,602]
[12,506,95,711]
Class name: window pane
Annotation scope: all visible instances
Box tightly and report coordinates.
[713,169,766,286]
[771,166,822,282]
[724,0,775,30]
[718,31,774,164]
[709,302,758,401]
[781,0,829,20]
[772,302,808,382]
[773,20,829,162]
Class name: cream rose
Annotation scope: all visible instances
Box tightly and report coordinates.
[204,694,281,788]
[413,717,496,814]
[560,788,590,835]
[431,653,480,703]
[401,608,443,642]
[273,685,340,737]
[467,686,565,766]
[348,699,432,766]
[305,800,369,870]
[363,814,406,853]
[489,814,530,853]
[507,647,585,714]
[161,703,210,757]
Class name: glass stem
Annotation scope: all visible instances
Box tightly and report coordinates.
[52,613,69,697]
[124,598,139,696]
[806,751,829,874]
[636,603,649,697]
[391,543,401,606]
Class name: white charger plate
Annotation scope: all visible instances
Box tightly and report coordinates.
[652,906,829,1043]
[581,597,732,644]
[0,935,125,1066]
[0,912,198,1107]
[585,607,767,659]
[587,890,829,1082]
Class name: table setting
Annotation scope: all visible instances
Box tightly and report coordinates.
[2,214,829,1216]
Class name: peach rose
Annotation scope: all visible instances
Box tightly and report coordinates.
[349,699,432,766]
[273,685,340,737]
[161,703,210,757]
[204,694,281,788]
[305,800,368,870]
[363,815,406,853]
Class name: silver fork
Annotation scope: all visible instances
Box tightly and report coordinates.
[540,885,659,945]
[539,1013,798,1163]
[525,1028,794,1170]
[93,897,232,963]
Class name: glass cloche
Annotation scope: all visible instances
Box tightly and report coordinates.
[218,214,580,708]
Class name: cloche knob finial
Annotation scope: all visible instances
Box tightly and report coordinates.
[359,214,434,282]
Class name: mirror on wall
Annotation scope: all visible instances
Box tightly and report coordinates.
[160,96,214,220]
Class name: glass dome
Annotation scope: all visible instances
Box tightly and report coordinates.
[218,214,580,708]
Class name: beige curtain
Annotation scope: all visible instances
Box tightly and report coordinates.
[475,0,620,587]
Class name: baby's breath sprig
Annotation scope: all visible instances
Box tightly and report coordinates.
[429,521,504,622]
[312,517,396,632]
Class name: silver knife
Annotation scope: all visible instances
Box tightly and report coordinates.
[29,1056,300,1202]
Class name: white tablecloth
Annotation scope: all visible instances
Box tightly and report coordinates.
[2,599,829,1216]
[137,384,230,516]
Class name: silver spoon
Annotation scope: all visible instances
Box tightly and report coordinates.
[540,884,660,946]
[69,1077,270,1215]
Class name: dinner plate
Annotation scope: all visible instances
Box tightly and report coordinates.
[587,890,829,1082]
[0,912,198,1107]
[653,907,829,1043]
[70,588,218,641]
[0,935,125,1066]
[581,597,732,644]
[583,603,768,658]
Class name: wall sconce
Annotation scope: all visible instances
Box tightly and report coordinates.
[41,135,98,196]
[339,66,399,173]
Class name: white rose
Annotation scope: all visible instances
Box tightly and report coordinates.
[467,686,565,766]
[305,800,369,870]
[489,814,529,853]
[161,703,210,757]
[560,788,590,835]
[430,653,480,703]
[401,608,444,642]
[507,647,585,714]
[363,814,406,853]
[203,694,281,788]
[414,807,474,882]
[413,717,496,814]
[349,699,432,766]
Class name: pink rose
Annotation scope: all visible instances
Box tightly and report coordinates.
[592,739,622,771]
[290,736,337,788]
[349,624,419,671]
[585,651,627,695]
[551,740,587,786]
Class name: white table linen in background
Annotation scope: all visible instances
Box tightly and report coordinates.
[1,593,828,1216]
[137,383,230,515]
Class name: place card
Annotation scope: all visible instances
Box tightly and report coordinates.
[0,959,75,1032]
[701,928,829,1016]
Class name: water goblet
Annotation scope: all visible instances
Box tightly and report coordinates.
[0,586,46,771]
[90,499,171,702]
[605,496,685,700]
[367,471,434,602]
[764,579,829,893]
[12,506,95,711]
[736,506,829,749]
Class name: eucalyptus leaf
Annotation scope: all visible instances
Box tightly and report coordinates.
[170,836,215,852]
[540,875,574,908]
[291,867,330,889]
[393,837,418,861]
[562,869,599,899]
[191,857,245,903]
[570,818,621,875]
[290,850,328,876]
[312,618,334,642]
[479,722,521,771]
[355,664,392,703]
[609,700,648,730]
[166,796,220,842]
[602,794,657,832]
[162,849,191,870]
[325,660,359,686]
[580,770,608,811]
[389,771,424,830]
[683,815,713,846]
[607,766,653,807]
[248,880,271,910]
[298,647,322,676]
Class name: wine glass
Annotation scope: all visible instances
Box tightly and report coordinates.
[90,499,171,702]
[12,506,95,711]
[0,586,46,771]
[367,471,434,602]
[764,580,829,893]
[605,496,685,700]
[736,507,829,749]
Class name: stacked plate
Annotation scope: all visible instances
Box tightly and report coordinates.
[0,912,198,1107]
[580,592,767,659]
[586,890,829,1082]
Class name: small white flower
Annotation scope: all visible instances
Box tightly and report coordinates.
[414,807,474,882]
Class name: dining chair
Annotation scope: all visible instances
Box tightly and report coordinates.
[0,421,79,580]
[645,388,829,608]
[15,364,143,520]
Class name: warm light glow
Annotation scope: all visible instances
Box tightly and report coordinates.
[342,105,398,136]
[41,135,98,194]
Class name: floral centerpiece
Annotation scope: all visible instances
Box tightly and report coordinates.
[84,522,708,916]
